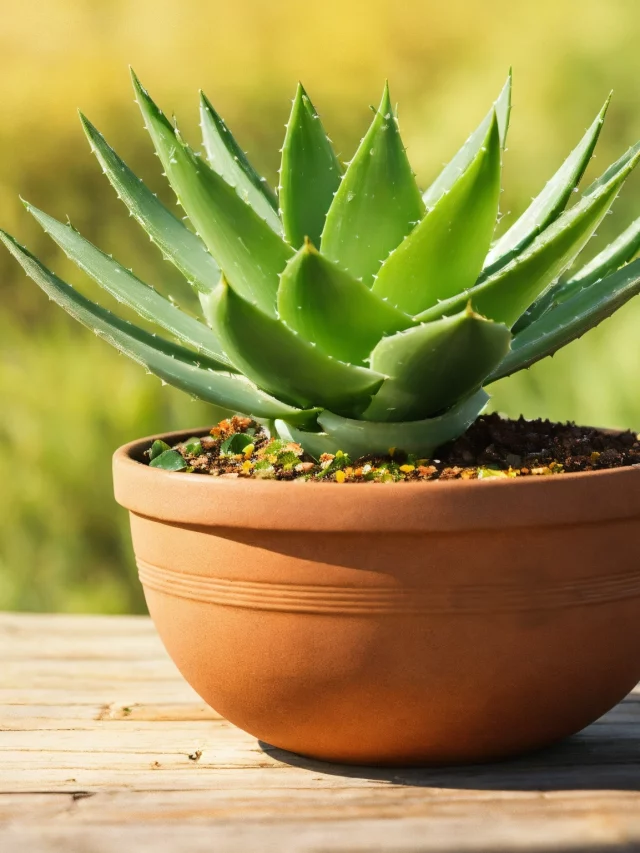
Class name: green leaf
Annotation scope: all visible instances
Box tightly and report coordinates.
[199,91,281,233]
[422,72,511,207]
[372,113,502,315]
[208,278,384,417]
[482,95,611,277]
[489,258,640,382]
[79,113,219,295]
[149,449,188,471]
[183,437,204,455]
[320,82,425,286]
[131,69,292,316]
[220,432,254,456]
[279,83,343,248]
[364,306,511,422]
[277,240,413,365]
[582,141,640,196]
[514,214,640,332]
[0,231,319,426]
[149,439,171,460]
[564,214,640,290]
[276,389,489,459]
[416,143,640,328]
[24,201,234,369]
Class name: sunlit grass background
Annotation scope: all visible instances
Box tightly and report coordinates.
[1,0,640,612]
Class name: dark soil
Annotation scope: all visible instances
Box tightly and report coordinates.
[145,414,640,483]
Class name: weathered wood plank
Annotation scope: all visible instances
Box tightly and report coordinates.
[0,684,200,704]
[6,763,640,794]
[3,749,640,776]
[0,723,247,750]
[0,612,154,635]
[0,702,222,728]
[2,766,416,792]
[1,700,636,728]
[5,788,640,817]
[2,612,640,852]
[0,635,165,661]
[3,813,640,853]
[1,655,178,677]
[3,722,640,756]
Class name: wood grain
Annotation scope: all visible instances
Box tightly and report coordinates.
[1,612,640,852]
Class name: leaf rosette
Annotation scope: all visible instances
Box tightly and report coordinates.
[3,70,640,457]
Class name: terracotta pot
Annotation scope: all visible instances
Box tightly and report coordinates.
[113,426,640,766]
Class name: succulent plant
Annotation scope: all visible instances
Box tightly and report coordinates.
[3,70,640,459]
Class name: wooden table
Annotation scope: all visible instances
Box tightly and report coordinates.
[2,613,640,852]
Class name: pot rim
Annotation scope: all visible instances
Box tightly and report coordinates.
[112,425,640,532]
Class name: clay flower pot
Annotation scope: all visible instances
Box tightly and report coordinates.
[113,427,640,766]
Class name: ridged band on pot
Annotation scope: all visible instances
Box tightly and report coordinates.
[113,427,640,765]
[136,558,640,615]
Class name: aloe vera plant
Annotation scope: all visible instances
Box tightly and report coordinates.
[3,70,640,459]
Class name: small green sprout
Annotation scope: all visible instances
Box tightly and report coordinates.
[220,432,255,456]
[148,439,171,461]
[149,450,188,471]
[183,436,204,455]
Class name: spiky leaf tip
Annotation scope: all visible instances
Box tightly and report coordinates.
[422,72,512,207]
[372,111,502,315]
[320,81,425,286]
[199,90,281,232]
[131,69,292,317]
[79,112,220,296]
[417,141,640,328]
[279,83,343,248]
[483,94,612,277]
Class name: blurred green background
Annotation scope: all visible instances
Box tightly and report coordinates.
[1,0,640,613]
